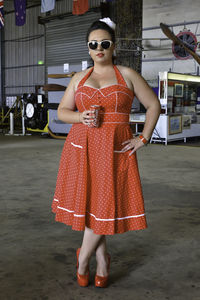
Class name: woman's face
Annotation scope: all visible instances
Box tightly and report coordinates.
[88,29,115,64]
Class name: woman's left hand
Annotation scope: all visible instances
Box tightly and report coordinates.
[121,136,145,156]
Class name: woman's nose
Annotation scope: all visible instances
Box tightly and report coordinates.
[97,43,103,51]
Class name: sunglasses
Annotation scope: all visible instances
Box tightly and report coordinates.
[88,40,113,50]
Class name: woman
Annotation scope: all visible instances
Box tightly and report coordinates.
[52,18,161,288]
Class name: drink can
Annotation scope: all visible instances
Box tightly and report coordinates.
[89,105,101,127]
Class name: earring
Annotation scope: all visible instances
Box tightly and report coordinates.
[88,51,91,55]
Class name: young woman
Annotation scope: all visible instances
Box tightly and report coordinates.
[52,18,161,288]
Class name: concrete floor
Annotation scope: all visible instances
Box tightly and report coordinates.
[0,134,199,300]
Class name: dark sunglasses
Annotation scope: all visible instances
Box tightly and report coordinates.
[88,40,113,50]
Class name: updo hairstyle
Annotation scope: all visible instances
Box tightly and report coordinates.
[86,20,115,44]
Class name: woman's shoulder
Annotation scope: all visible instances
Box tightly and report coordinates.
[116,65,139,77]
[116,65,146,85]
[115,65,148,92]
[72,67,92,82]
[71,67,93,90]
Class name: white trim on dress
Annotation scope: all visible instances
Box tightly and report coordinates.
[71,142,83,149]
[54,201,145,221]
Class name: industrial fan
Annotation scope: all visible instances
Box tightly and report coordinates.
[160,23,200,64]
[23,93,49,132]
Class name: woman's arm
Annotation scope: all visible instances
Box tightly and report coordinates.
[120,66,161,154]
[127,67,161,140]
[57,73,81,124]
[57,71,95,126]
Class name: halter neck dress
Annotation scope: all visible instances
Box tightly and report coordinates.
[52,65,147,235]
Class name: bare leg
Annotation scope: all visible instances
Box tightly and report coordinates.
[95,235,109,276]
[78,226,104,275]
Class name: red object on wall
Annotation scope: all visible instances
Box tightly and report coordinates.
[72,0,89,15]
[172,31,197,60]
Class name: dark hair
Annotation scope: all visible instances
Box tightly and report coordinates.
[86,20,115,43]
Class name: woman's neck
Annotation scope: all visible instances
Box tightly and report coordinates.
[93,62,114,75]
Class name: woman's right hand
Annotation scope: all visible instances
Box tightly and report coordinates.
[80,110,95,127]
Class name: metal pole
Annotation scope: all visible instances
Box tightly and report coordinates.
[0,22,5,108]
[10,112,14,135]
[22,104,25,135]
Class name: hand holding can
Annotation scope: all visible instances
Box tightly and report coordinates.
[80,107,101,127]
[80,110,95,126]
[89,105,101,127]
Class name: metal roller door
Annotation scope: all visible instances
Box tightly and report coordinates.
[46,11,101,134]
[45,11,101,66]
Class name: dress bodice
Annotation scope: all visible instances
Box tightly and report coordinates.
[75,65,134,115]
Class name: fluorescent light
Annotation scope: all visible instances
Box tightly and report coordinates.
[168,73,200,83]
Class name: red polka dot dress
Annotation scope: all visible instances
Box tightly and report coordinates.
[52,65,147,235]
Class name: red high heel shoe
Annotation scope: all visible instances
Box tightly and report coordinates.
[76,248,89,287]
[95,253,111,288]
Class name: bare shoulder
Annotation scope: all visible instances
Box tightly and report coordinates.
[72,67,93,90]
[116,65,145,91]
[116,65,142,80]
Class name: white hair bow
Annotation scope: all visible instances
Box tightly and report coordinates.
[99,17,116,30]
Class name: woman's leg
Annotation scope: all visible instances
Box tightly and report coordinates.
[95,235,109,276]
[78,226,104,275]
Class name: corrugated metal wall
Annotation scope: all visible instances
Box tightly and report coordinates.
[45,11,101,66]
[3,0,102,99]
[4,6,45,96]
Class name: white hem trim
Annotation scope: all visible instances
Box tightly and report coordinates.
[54,202,145,221]
[89,212,145,221]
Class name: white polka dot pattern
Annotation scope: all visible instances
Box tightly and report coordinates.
[52,65,147,235]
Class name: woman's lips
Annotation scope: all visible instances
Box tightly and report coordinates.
[96,53,104,57]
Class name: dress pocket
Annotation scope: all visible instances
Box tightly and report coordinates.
[71,142,83,149]
[113,149,132,173]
